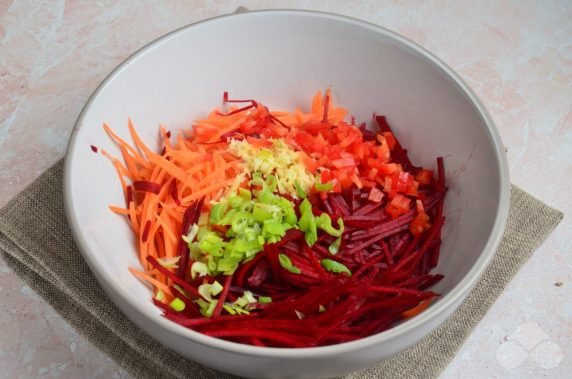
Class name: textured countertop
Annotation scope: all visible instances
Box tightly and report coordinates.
[1,1,570,378]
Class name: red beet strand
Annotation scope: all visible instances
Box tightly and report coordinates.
[212,274,233,317]
[133,180,162,194]
[169,180,181,206]
[141,221,151,243]
[146,255,199,298]
[176,197,204,278]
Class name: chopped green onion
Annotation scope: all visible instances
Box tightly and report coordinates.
[243,290,256,304]
[172,284,190,298]
[190,261,209,279]
[231,211,254,233]
[217,257,239,274]
[328,236,342,255]
[318,304,326,313]
[295,180,306,199]
[209,203,227,224]
[182,223,200,244]
[169,297,186,312]
[157,256,181,269]
[278,253,301,274]
[314,176,334,192]
[223,304,237,315]
[204,299,218,317]
[316,215,344,237]
[258,296,272,303]
[198,281,223,301]
[155,290,164,301]
[321,259,352,276]
[238,187,252,200]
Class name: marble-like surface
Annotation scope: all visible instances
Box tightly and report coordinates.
[1,1,570,378]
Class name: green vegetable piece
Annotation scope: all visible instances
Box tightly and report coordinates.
[321,259,352,276]
[155,290,164,301]
[182,223,200,244]
[196,298,209,313]
[295,180,306,199]
[189,241,201,261]
[257,235,265,245]
[169,297,186,312]
[204,299,218,317]
[278,253,301,274]
[252,203,274,222]
[217,208,237,226]
[316,215,344,237]
[256,188,275,204]
[157,256,181,269]
[263,221,287,237]
[206,256,217,272]
[231,211,254,234]
[211,281,223,295]
[198,281,223,301]
[265,174,278,192]
[234,238,262,253]
[318,304,326,313]
[328,236,342,255]
[230,195,244,209]
[266,235,281,244]
[258,296,272,303]
[210,203,227,224]
[243,290,257,304]
[172,284,190,298]
[223,304,237,315]
[217,257,239,274]
[242,226,258,242]
[198,231,224,256]
[298,198,318,246]
[190,261,209,279]
[250,172,265,187]
[276,197,297,226]
[198,284,212,301]
[314,177,334,192]
[299,197,312,214]
[238,187,252,200]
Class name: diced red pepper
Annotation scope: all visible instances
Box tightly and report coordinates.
[331,157,356,169]
[415,169,433,185]
[385,194,411,219]
[409,212,431,236]
[368,187,384,203]
[383,132,397,150]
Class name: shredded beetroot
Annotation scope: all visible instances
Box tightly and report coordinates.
[136,103,448,348]
[90,145,98,153]
[133,180,162,194]
[175,197,204,279]
[169,180,181,206]
[141,221,151,243]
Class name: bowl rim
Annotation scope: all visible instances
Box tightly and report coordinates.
[64,9,511,358]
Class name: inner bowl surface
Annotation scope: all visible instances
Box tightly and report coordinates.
[65,10,509,378]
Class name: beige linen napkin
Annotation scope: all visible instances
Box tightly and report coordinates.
[0,160,563,379]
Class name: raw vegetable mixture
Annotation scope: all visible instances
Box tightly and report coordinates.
[99,90,447,347]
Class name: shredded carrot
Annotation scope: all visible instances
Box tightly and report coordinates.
[104,90,349,297]
[401,299,434,319]
[108,205,132,215]
[128,267,173,299]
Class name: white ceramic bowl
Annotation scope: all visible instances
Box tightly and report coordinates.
[64,10,509,379]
